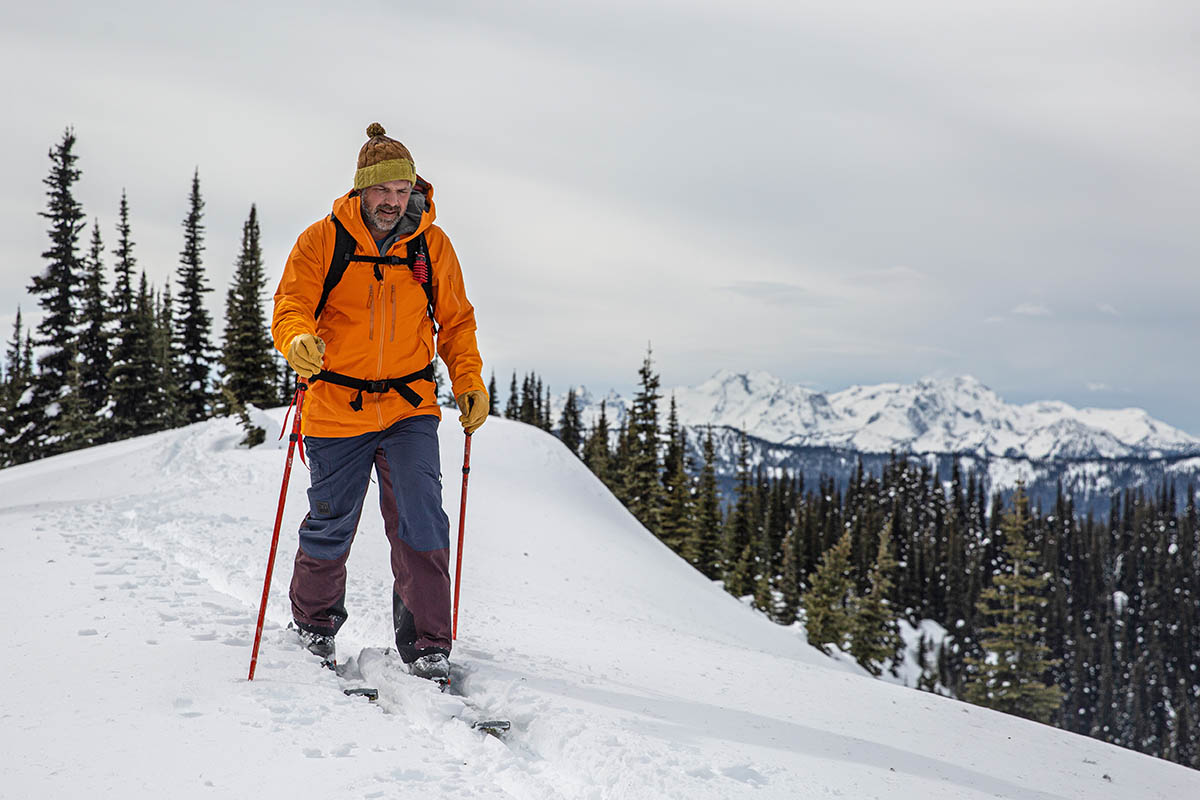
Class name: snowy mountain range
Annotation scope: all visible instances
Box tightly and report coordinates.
[3,412,1198,798]
[576,371,1200,462]
[566,372,1200,511]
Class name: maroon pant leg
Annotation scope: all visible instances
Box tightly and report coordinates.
[375,447,453,659]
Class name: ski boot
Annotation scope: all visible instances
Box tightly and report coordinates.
[409,652,451,690]
[290,623,336,669]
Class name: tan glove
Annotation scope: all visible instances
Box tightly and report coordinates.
[456,389,489,434]
[286,334,325,378]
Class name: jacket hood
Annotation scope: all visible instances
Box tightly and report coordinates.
[331,175,437,254]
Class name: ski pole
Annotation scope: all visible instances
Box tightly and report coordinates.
[452,432,472,640]
[248,380,307,681]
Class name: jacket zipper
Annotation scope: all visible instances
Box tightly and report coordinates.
[374,275,387,429]
[390,284,397,342]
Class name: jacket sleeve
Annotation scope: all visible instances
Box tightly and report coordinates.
[428,227,487,400]
[272,221,329,355]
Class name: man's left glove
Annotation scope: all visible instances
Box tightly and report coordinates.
[455,389,489,434]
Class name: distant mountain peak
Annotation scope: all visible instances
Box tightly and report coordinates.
[571,371,1200,461]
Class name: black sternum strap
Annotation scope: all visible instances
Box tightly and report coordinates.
[311,363,436,411]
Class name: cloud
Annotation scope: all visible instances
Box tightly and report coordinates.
[1097,303,1119,316]
[723,281,825,307]
[1087,382,1111,392]
[1012,303,1052,317]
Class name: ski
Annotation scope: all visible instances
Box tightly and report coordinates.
[331,646,511,738]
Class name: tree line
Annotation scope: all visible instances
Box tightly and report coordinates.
[525,349,1200,769]
[1,129,295,466]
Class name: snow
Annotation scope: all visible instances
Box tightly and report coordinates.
[2,412,1198,799]
[570,371,1200,462]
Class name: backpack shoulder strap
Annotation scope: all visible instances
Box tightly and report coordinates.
[315,215,358,320]
[406,232,438,333]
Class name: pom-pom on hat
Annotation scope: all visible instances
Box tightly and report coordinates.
[354,123,416,190]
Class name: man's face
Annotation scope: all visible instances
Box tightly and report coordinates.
[360,179,413,235]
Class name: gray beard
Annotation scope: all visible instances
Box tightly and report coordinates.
[361,202,401,236]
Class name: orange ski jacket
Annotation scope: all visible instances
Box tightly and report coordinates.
[272,180,485,438]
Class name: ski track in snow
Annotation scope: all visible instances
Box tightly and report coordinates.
[2,411,1199,799]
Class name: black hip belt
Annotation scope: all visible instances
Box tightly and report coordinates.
[310,363,435,411]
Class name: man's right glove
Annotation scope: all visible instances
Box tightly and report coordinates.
[456,389,489,435]
[286,333,325,378]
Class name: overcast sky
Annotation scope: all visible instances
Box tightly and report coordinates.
[3,0,1198,433]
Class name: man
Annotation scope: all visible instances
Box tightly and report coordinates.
[272,123,488,684]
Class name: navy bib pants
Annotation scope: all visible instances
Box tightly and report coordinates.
[289,414,451,662]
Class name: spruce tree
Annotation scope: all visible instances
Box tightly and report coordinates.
[558,388,583,457]
[964,483,1063,723]
[173,168,214,423]
[220,205,276,409]
[803,529,856,653]
[487,372,499,416]
[582,398,612,485]
[849,519,904,676]
[0,310,36,467]
[155,284,185,430]
[110,271,162,439]
[619,347,665,535]
[777,525,803,624]
[519,373,536,423]
[504,372,519,418]
[658,396,692,554]
[723,431,755,574]
[683,426,722,579]
[73,221,111,445]
[106,193,156,441]
[27,127,87,458]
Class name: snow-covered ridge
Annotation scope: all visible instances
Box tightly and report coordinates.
[575,371,1200,461]
[2,413,1198,797]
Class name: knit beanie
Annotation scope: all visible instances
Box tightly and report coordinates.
[353,123,416,190]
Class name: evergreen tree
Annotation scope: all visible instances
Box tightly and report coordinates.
[803,529,856,653]
[274,351,296,405]
[72,221,111,445]
[155,284,185,430]
[487,372,499,416]
[504,372,519,418]
[0,310,37,467]
[659,396,692,554]
[682,426,722,579]
[777,525,803,624]
[620,347,664,534]
[725,541,757,599]
[558,388,583,457]
[220,204,276,409]
[109,272,162,438]
[26,127,87,458]
[723,431,755,576]
[107,193,152,439]
[173,168,214,423]
[519,373,536,423]
[582,399,612,485]
[964,483,1063,723]
[849,519,904,676]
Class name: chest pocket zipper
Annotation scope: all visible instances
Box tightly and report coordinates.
[367,286,375,340]
[390,284,397,342]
